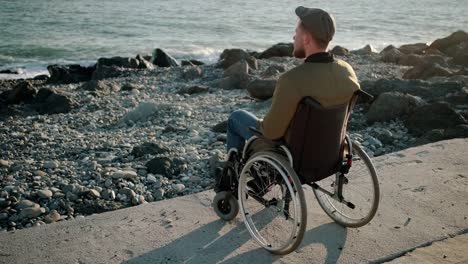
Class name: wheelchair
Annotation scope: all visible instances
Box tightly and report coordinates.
[212,90,380,255]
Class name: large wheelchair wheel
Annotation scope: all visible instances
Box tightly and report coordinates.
[238,152,307,255]
[313,141,380,228]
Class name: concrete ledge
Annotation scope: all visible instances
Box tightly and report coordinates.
[0,139,467,264]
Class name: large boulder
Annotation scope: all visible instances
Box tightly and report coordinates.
[4,80,36,104]
[404,102,466,135]
[379,45,404,64]
[429,30,468,54]
[218,49,257,69]
[91,65,126,80]
[34,88,75,114]
[96,56,140,69]
[398,43,429,55]
[181,66,203,80]
[366,92,424,123]
[450,41,468,66]
[399,54,446,67]
[258,43,293,59]
[47,64,95,84]
[151,48,179,67]
[81,80,121,95]
[246,79,277,100]
[444,124,468,139]
[403,63,453,80]
[361,79,466,101]
[219,60,253,90]
[330,45,349,56]
[351,44,376,55]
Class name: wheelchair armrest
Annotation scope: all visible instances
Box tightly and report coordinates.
[355,89,374,103]
[248,126,285,147]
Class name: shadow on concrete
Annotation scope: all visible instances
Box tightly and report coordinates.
[123,209,347,264]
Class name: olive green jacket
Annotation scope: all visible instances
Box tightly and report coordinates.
[259,57,360,140]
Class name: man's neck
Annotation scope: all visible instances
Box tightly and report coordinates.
[305,48,327,58]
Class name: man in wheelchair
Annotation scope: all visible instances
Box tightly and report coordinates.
[215,6,361,194]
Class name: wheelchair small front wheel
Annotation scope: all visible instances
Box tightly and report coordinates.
[212,191,239,221]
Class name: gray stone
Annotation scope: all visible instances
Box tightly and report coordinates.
[43,161,58,169]
[0,159,10,168]
[182,66,203,79]
[145,157,185,179]
[16,199,39,210]
[330,45,349,56]
[258,43,293,59]
[174,184,185,193]
[366,92,425,123]
[131,142,170,158]
[82,79,121,94]
[37,189,53,199]
[44,210,61,224]
[218,49,257,69]
[19,207,46,220]
[405,102,466,135]
[246,79,277,100]
[152,48,179,67]
[147,174,158,184]
[111,170,138,180]
[88,189,101,199]
[176,85,209,95]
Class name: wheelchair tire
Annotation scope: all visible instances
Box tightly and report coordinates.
[313,141,380,228]
[212,191,239,221]
[238,152,307,255]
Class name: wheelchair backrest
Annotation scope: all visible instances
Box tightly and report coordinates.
[286,90,368,183]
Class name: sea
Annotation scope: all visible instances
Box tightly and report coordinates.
[0,0,467,79]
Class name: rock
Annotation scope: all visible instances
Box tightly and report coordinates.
[405,102,466,135]
[379,45,404,64]
[176,85,209,95]
[361,79,465,101]
[43,161,59,169]
[145,157,185,179]
[351,44,376,55]
[5,80,36,104]
[366,92,425,123]
[0,159,9,168]
[131,142,170,157]
[136,54,154,70]
[174,183,185,193]
[19,207,45,219]
[96,56,140,69]
[44,210,61,224]
[398,54,446,67]
[209,152,224,177]
[0,213,8,220]
[375,129,394,145]
[189,176,202,183]
[403,63,453,80]
[37,189,53,199]
[122,83,144,91]
[218,49,257,69]
[87,189,101,199]
[147,174,158,184]
[16,200,39,210]
[111,170,138,180]
[330,45,349,56]
[446,89,468,105]
[182,66,203,79]
[398,43,429,55]
[444,124,468,139]
[91,65,125,80]
[212,121,227,133]
[414,129,446,145]
[34,88,75,114]
[451,41,468,66]
[152,48,179,67]
[429,30,468,54]
[0,68,21,74]
[82,79,121,94]
[46,64,95,84]
[102,189,115,200]
[181,59,204,66]
[262,64,286,77]
[258,43,293,59]
[224,60,251,77]
[119,188,136,199]
[119,102,158,124]
[246,79,277,100]
[34,74,49,81]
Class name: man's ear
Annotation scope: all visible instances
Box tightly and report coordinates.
[303,32,313,46]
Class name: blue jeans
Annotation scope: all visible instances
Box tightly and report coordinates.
[227,109,259,152]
